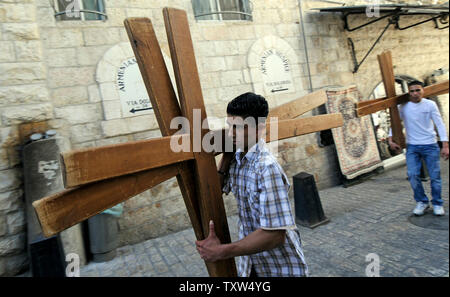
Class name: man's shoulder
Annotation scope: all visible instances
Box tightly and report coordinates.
[254,151,285,177]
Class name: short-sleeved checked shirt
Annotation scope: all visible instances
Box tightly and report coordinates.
[223,139,308,277]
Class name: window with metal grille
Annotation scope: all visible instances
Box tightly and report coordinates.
[54,0,107,21]
[192,0,253,21]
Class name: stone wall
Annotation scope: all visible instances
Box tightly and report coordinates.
[0,0,449,275]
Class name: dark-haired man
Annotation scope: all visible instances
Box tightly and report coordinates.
[195,92,308,277]
[389,80,448,216]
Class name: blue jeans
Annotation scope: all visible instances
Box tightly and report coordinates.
[406,144,442,206]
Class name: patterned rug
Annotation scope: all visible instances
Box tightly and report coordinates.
[326,86,383,180]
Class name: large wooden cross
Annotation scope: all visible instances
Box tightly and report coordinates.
[355,51,449,146]
[32,8,343,277]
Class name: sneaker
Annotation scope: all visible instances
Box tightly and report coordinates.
[413,202,429,216]
[433,205,445,216]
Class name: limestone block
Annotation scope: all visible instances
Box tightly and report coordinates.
[201,57,226,73]
[88,84,102,103]
[2,23,39,40]
[103,7,126,26]
[220,70,244,87]
[70,122,101,144]
[101,119,130,137]
[194,41,216,57]
[36,0,52,7]
[125,8,152,18]
[201,26,232,41]
[225,55,245,70]
[254,25,277,37]
[54,103,102,124]
[36,7,56,27]
[276,24,300,38]
[254,9,281,24]
[77,45,109,66]
[102,100,122,120]
[217,85,253,103]
[45,48,77,67]
[0,216,6,236]
[0,253,28,276]
[96,61,118,83]
[95,135,131,146]
[214,40,239,56]
[0,84,49,106]
[14,40,42,62]
[237,39,254,55]
[125,114,159,132]
[101,43,127,67]
[0,62,46,85]
[47,66,95,88]
[51,86,88,107]
[199,72,221,89]
[83,27,121,46]
[2,103,53,126]
[0,3,35,22]
[229,25,255,40]
[0,42,15,62]
[0,148,8,170]
[0,190,23,213]
[40,28,83,48]
[0,126,19,148]
[279,8,298,23]
[202,88,218,105]
[124,192,152,211]
[6,210,25,235]
[132,129,162,141]
[0,233,25,256]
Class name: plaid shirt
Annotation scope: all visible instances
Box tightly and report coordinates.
[223,139,308,277]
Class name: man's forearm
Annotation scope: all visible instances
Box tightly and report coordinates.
[220,229,286,260]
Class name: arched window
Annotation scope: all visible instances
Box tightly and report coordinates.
[54,0,107,21]
[192,0,253,21]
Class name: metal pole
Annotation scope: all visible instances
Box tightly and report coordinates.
[298,0,314,93]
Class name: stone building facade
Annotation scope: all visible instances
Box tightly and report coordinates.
[0,0,448,275]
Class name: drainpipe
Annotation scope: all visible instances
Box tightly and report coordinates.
[298,0,314,93]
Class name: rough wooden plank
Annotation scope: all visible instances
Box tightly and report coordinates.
[265,114,344,142]
[378,51,405,148]
[357,80,450,116]
[124,17,205,241]
[164,7,237,277]
[62,134,193,188]
[33,164,180,237]
[269,89,328,120]
[357,97,386,108]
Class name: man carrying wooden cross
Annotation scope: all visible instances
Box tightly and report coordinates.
[196,92,308,277]
[388,80,449,216]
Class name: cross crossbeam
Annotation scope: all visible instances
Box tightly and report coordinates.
[356,80,449,116]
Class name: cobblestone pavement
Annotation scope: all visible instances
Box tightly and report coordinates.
[79,160,449,277]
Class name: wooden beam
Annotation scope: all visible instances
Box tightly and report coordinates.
[164,7,237,277]
[357,80,449,117]
[33,164,180,237]
[269,89,328,120]
[62,134,193,188]
[265,114,344,142]
[357,97,386,108]
[378,51,405,148]
[124,17,204,242]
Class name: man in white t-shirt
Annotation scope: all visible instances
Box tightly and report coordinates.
[389,80,449,216]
